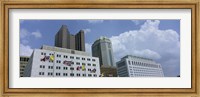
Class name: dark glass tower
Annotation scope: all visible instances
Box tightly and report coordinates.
[55,25,85,51]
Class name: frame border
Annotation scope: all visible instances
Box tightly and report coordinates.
[0,0,199,97]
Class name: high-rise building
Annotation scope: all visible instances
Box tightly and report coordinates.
[23,45,100,77]
[116,55,164,77]
[20,56,29,77]
[55,25,85,51]
[92,36,115,67]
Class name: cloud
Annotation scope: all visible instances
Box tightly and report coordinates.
[83,29,91,34]
[20,28,29,38]
[85,43,92,55]
[20,44,33,56]
[20,28,42,39]
[88,20,104,24]
[131,20,140,25]
[110,20,180,77]
[31,30,42,38]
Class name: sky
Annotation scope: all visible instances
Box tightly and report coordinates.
[20,20,180,77]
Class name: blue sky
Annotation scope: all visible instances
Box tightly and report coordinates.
[20,20,180,77]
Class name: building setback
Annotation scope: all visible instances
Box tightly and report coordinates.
[55,25,85,51]
[117,55,164,77]
[23,45,100,77]
[20,56,29,77]
[92,36,115,67]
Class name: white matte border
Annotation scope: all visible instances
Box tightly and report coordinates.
[9,9,191,88]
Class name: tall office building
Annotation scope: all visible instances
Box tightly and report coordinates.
[20,56,29,77]
[55,25,85,51]
[116,55,164,77]
[23,45,100,77]
[92,36,115,67]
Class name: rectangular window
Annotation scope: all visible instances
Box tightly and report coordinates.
[70,67,74,70]
[76,57,80,60]
[82,58,85,60]
[93,74,97,77]
[87,63,91,66]
[82,74,86,77]
[92,64,96,66]
[70,56,74,59]
[88,74,92,77]
[70,73,74,76]
[92,59,95,61]
[87,58,91,61]
[76,62,80,65]
[77,73,80,76]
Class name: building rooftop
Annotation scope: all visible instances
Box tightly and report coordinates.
[122,55,153,61]
[40,45,90,56]
[92,36,111,46]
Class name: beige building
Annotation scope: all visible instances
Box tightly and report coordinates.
[20,56,30,77]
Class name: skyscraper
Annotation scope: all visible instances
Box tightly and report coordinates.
[92,36,115,67]
[55,25,85,51]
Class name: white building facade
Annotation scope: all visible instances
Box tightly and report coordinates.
[116,55,164,77]
[24,45,100,77]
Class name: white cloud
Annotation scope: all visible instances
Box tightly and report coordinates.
[20,28,29,38]
[31,30,42,38]
[21,40,29,44]
[131,20,140,25]
[20,28,42,39]
[85,43,92,55]
[83,29,91,34]
[110,20,180,77]
[88,20,104,24]
[20,44,33,56]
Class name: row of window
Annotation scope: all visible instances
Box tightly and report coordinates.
[41,52,96,62]
[55,61,97,66]
[128,60,159,68]
[40,65,96,72]
[39,72,97,77]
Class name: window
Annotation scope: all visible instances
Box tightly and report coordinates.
[70,67,74,70]
[93,74,97,77]
[82,74,86,77]
[88,74,92,77]
[70,56,74,59]
[39,72,44,75]
[56,66,61,69]
[56,73,60,76]
[88,69,91,71]
[87,58,91,61]
[87,63,91,66]
[41,52,43,55]
[82,58,85,60]
[64,55,68,58]
[70,73,74,76]
[77,73,81,76]
[63,67,68,70]
[40,65,45,68]
[92,59,95,62]
[63,73,68,76]
[48,72,53,76]
[56,60,61,63]
[44,53,46,55]
[128,61,131,65]
[76,62,80,65]
[57,54,61,57]
[76,57,80,60]
[92,64,96,66]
